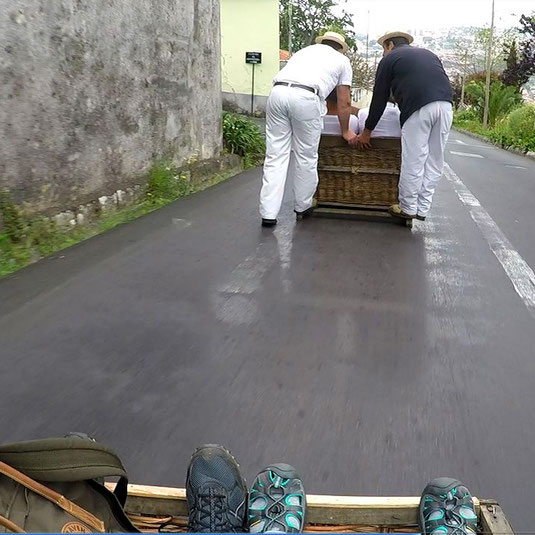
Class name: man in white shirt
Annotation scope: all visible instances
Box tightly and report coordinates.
[357,100,401,137]
[259,32,356,227]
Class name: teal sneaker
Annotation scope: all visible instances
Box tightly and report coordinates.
[248,464,306,533]
[419,478,478,535]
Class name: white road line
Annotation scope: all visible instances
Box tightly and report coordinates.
[456,139,467,145]
[444,163,535,319]
[505,165,527,170]
[449,151,484,158]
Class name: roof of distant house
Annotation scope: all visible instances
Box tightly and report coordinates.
[280,50,290,61]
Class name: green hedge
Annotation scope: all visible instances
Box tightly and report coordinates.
[454,104,535,153]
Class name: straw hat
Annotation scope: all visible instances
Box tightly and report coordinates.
[315,31,349,53]
[377,31,414,47]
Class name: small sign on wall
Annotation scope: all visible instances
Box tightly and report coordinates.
[245,51,262,64]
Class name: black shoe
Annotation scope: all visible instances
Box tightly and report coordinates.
[262,218,277,227]
[186,444,247,533]
[416,215,426,221]
[295,207,314,221]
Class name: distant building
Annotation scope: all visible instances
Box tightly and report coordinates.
[220,0,279,115]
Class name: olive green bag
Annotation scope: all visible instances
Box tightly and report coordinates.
[0,437,139,533]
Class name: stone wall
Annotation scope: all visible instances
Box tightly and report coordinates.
[0,0,222,216]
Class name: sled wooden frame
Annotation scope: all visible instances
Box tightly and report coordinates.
[314,136,413,229]
[106,483,514,534]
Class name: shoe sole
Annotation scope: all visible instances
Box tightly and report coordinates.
[419,477,463,534]
[389,209,415,220]
[295,209,314,221]
[262,220,277,227]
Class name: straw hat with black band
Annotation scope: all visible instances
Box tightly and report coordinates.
[377,31,414,47]
[315,31,349,53]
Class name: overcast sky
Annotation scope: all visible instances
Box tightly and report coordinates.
[337,0,534,37]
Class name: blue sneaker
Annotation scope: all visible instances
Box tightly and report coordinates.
[248,463,306,533]
[419,478,477,535]
[186,445,247,533]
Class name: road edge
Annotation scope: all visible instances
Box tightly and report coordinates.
[453,127,535,162]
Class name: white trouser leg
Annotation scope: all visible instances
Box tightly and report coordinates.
[289,91,322,213]
[259,87,292,220]
[399,106,433,215]
[417,102,453,217]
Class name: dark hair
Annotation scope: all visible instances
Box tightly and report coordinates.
[326,89,338,103]
[384,36,410,48]
[322,39,343,51]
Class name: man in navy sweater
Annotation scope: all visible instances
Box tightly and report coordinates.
[356,31,453,221]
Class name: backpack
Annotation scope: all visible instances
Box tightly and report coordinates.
[0,436,139,533]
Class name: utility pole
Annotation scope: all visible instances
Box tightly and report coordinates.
[288,1,293,56]
[460,50,468,107]
[483,0,495,128]
[365,10,370,64]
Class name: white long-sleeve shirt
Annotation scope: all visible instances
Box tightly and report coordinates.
[357,102,401,137]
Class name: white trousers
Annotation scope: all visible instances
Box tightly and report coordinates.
[259,85,323,220]
[399,101,453,217]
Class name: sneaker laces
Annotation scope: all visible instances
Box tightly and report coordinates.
[193,487,229,532]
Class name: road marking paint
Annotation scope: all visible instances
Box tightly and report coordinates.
[449,151,484,158]
[444,163,535,319]
[172,218,192,228]
[505,164,527,170]
[456,139,467,145]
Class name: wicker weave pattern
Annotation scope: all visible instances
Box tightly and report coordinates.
[316,136,401,207]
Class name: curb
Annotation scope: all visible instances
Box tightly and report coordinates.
[453,127,535,162]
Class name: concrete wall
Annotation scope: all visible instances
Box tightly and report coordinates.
[0,0,222,216]
[221,0,279,115]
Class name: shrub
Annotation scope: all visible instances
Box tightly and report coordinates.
[222,112,265,167]
[454,108,479,123]
[0,191,25,243]
[489,105,535,152]
[465,81,522,126]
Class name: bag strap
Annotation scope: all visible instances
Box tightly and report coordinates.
[0,513,25,533]
[0,437,129,506]
[0,461,105,533]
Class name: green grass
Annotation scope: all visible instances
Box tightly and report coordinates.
[0,161,234,278]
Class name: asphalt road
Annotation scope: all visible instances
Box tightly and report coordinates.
[1,130,535,531]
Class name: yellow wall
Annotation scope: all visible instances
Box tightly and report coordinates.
[221,0,279,98]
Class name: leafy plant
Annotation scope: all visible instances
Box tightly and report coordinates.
[489,105,535,152]
[465,81,522,126]
[0,191,25,243]
[222,112,265,167]
[454,108,479,123]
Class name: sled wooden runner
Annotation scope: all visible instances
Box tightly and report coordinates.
[105,483,514,534]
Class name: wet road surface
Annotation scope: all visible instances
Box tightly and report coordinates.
[1,130,534,530]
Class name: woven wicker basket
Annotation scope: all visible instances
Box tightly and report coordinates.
[316,136,401,207]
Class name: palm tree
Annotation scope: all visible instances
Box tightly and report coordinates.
[465,81,522,127]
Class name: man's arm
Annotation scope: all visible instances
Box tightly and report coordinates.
[356,57,393,148]
[336,85,356,144]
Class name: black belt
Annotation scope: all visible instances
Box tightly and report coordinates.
[274,82,319,95]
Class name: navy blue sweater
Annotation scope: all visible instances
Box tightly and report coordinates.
[365,45,453,131]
